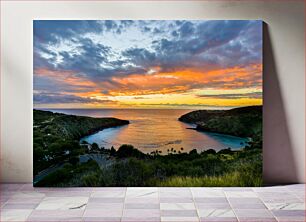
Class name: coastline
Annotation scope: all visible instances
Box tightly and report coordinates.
[33,109,129,177]
[178,105,262,138]
[34,109,129,140]
[33,107,262,187]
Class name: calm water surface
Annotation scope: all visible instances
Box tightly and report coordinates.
[45,109,249,154]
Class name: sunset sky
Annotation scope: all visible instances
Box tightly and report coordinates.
[33,20,262,109]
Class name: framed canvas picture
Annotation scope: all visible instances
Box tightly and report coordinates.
[33,20,262,187]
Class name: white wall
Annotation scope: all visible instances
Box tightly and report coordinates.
[1,1,305,184]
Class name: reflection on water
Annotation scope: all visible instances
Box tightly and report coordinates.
[45,109,249,154]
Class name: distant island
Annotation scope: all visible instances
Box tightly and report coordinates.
[33,106,262,187]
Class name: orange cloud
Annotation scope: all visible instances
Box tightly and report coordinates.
[34,63,262,108]
[107,63,262,96]
[35,68,96,89]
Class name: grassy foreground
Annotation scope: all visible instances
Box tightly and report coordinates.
[158,172,262,187]
[36,144,262,187]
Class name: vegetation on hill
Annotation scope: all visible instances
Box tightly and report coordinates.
[34,110,129,139]
[179,106,262,138]
[33,110,129,176]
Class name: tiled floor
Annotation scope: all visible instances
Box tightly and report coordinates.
[0,184,305,222]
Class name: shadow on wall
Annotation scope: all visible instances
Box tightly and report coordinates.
[263,22,298,184]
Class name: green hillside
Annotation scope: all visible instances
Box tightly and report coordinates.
[179,106,262,139]
[33,110,129,176]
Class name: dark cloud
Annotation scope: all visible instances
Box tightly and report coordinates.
[114,20,135,34]
[123,48,156,67]
[197,92,262,99]
[101,90,109,95]
[33,20,103,45]
[133,96,146,100]
[152,28,160,34]
[104,20,117,31]
[155,20,250,55]
[137,103,237,108]
[143,26,151,33]
[33,93,104,104]
[57,38,111,78]
[121,20,261,73]
[171,30,179,37]
[178,21,195,38]
[33,71,96,94]
[34,20,135,45]
[34,20,261,76]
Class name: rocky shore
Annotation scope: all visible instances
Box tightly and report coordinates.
[179,106,262,138]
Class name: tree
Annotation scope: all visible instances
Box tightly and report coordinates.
[189,149,197,155]
[92,143,99,150]
[110,146,116,156]
[116,144,145,158]
[69,156,79,165]
[204,149,216,155]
